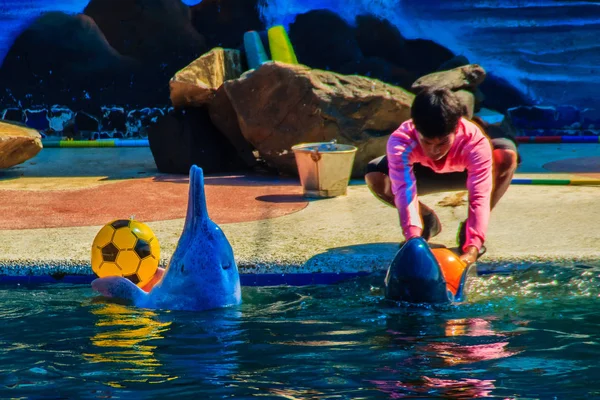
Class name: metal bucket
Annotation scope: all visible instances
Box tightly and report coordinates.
[291,140,358,198]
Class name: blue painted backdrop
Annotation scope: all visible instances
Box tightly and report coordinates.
[0,0,599,110]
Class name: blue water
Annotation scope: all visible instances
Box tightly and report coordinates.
[1,0,600,109]
[1,264,599,398]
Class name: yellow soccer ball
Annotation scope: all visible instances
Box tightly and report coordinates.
[91,219,160,288]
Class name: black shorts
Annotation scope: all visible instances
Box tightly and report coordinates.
[366,137,519,195]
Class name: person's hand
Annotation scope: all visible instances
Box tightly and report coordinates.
[459,246,479,267]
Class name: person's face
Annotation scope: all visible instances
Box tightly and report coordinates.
[418,132,455,161]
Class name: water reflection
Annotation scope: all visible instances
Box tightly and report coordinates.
[84,303,173,386]
[84,299,245,394]
[433,318,523,366]
[369,376,497,399]
[368,313,523,398]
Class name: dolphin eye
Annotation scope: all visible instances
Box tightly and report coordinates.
[222,263,231,270]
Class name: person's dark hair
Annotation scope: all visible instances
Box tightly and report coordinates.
[411,88,464,139]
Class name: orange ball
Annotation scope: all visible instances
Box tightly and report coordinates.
[431,248,467,296]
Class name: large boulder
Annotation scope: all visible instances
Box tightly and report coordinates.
[208,86,257,167]
[454,90,476,119]
[84,0,207,108]
[338,57,418,90]
[402,39,455,77]
[411,64,486,93]
[170,48,243,107]
[437,55,470,72]
[84,0,205,64]
[354,14,406,67]
[479,72,534,113]
[0,12,136,110]
[223,62,414,177]
[0,121,43,169]
[190,0,263,49]
[147,107,248,174]
[288,10,363,71]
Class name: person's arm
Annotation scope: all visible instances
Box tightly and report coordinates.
[387,133,423,240]
[462,136,493,262]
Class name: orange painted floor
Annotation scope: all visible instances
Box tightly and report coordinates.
[0,175,308,230]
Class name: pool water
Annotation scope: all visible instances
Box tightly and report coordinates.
[1,265,599,399]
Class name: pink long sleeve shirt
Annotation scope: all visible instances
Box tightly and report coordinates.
[387,118,493,251]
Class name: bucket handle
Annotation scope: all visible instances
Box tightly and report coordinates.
[310,139,337,162]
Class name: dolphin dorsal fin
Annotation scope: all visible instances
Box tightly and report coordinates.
[184,165,209,233]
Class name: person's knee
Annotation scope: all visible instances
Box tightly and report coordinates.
[493,149,518,177]
[365,171,387,192]
[365,171,377,187]
[365,171,394,203]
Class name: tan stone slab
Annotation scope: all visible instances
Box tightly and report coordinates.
[0,176,116,190]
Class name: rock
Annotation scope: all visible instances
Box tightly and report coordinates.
[148,107,249,174]
[338,57,418,90]
[581,109,600,129]
[48,106,74,133]
[0,121,43,169]
[84,0,205,65]
[100,107,127,134]
[402,39,455,77]
[92,132,112,140]
[479,72,533,113]
[437,55,470,72]
[223,62,414,177]
[169,48,243,107]
[354,15,406,67]
[83,0,208,109]
[191,0,263,49]
[508,105,581,130]
[471,115,518,147]
[74,112,101,133]
[454,90,475,119]
[208,86,257,167]
[288,10,363,71]
[0,12,136,110]
[24,109,49,131]
[412,64,486,94]
[126,108,165,137]
[353,16,456,86]
[2,108,25,124]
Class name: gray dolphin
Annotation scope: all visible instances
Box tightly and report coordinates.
[92,165,242,311]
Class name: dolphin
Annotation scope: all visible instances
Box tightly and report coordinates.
[384,237,471,304]
[92,165,242,311]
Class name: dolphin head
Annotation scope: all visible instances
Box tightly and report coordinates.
[155,165,242,311]
[384,237,450,304]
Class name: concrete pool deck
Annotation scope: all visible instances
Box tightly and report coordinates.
[0,143,598,280]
